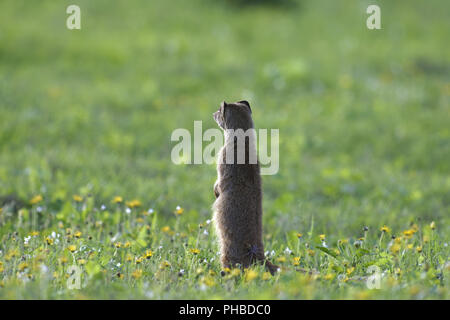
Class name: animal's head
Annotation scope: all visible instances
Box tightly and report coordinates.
[213,100,254,130]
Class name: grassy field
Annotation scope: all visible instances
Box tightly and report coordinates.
[0,0,449,299]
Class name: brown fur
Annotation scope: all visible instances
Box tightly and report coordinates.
[212,100,279,275]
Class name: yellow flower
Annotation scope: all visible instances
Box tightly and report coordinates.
[126,199,142,208]
[380,225,391,233]
[74,231,82,238]
[430,221,436,230]
[67,245,76,253]
[338,239,348,245]
[114,242,122,248]
[123,241,131,248]
[402,229,415,239]
[196,267,204,275]
[30,195,43,205]
[78,259,86,265]
[161,226,171,233]
[244,269,258,282]
[222,267,231,274]
[126,254,133,262]
[135,257,143,264]
[73,195,83,202]
[160,261,171,269]
[144,250,153,259]
[208,270,216,276]
[293,257,300,266]
[18,262,28,272]
[416,246,422,253]
[346,267,355,275]
[0,262,4,273]
[276,256,286,263]
[319,234,326,241]
[131,269,143,279]
[190,248,200,255]
[407,244,413,250]
[45,237,54,245]
[116,272,124,279]
[230,268,241,277]
[262,272,271,280]
[30,231,39,237]
[112,196,123,204]
[200,276,216,287]
[174,206,184,215]
[324,273,335,280]
[59,256,68,264]
[136,217,144,224]
[296,233,303,239]
[307,249,315,257]
[390,243,401,255]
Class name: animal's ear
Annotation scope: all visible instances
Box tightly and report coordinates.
[238,100,251,113]
[220,101,228,116]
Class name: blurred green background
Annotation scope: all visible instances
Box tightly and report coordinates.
[0,0,449,247]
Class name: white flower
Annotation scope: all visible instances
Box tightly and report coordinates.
[206,219,211,225]
[40,264,49,274]
[284,247,292,255]
[36,206,43,213]
[148,208,154,214]
[203,230,209,236]
[17,272,30,283]
[24,236,31,245]
[101,205,106,211]
[125,208,131,214]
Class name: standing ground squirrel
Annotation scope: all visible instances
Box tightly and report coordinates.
[212,100,279,275]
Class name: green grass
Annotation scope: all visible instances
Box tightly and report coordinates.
[0,0,449,299]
